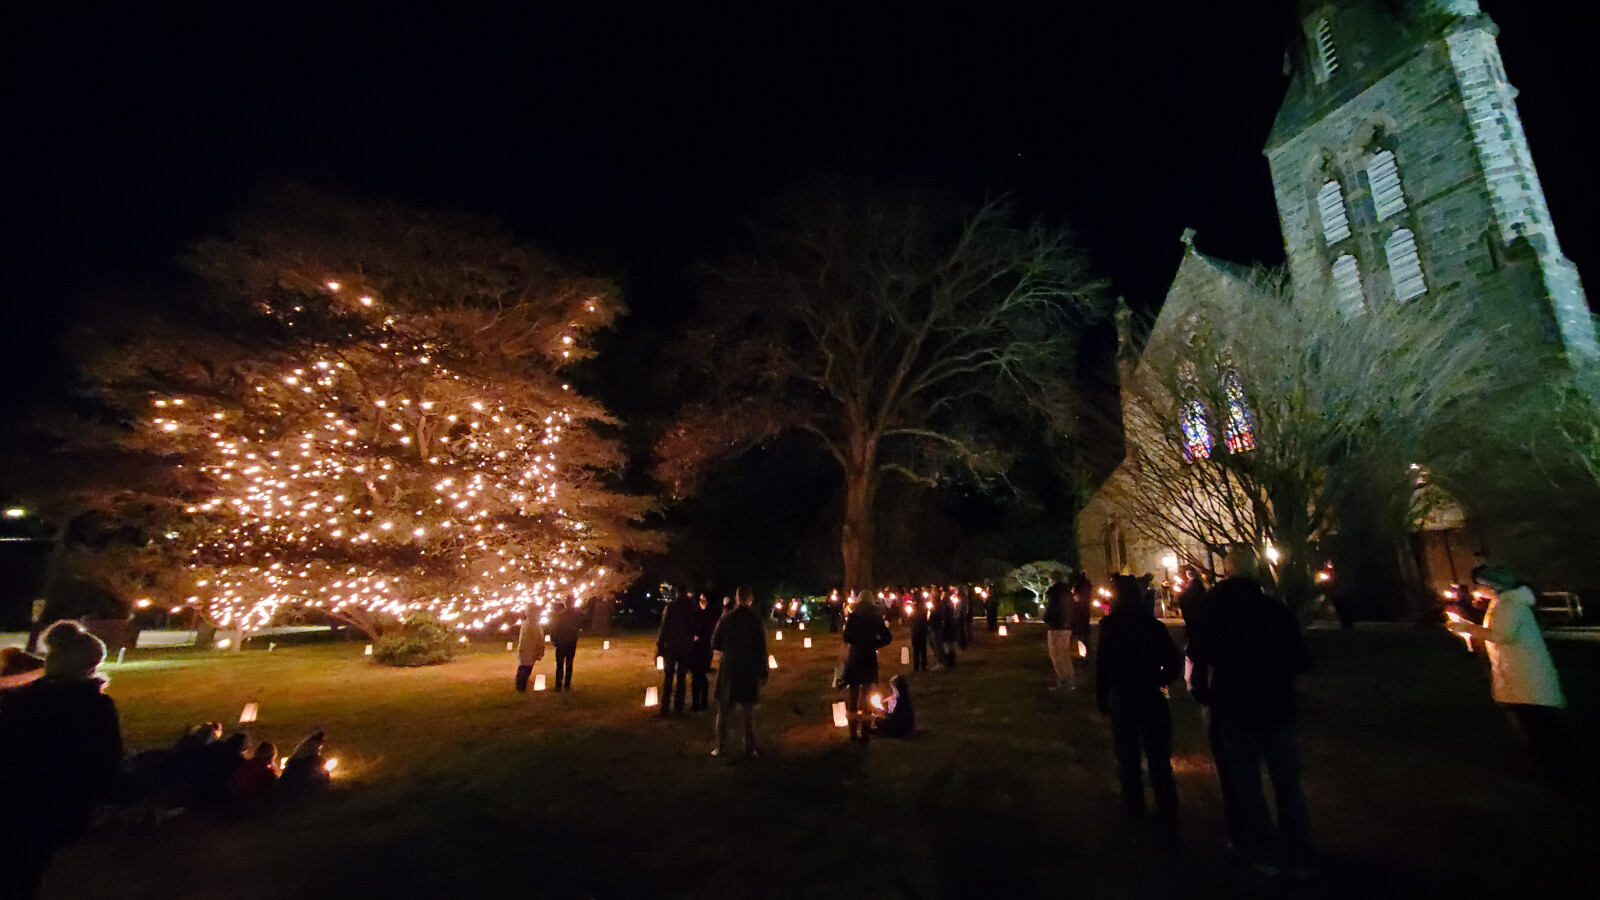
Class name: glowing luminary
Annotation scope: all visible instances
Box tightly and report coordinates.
[239,702,258,724]
[602,640,611,650]
[323,757,339,774]
[1077,642,1088,658]
[505,642,514,652]
[544,633,552,643]
[268,643,276,652]
[900,646,910,665]
[768,655,779,670]
[534,673,547,691]
[364,644,373,656]
[656,656,665,671]
[799,623,806,631]
[803,637,812,649]
[644,686,659,708]
[998,625,1009,637]
[775,630,783,641]
[831,701,849,728]
[869,692,883,711]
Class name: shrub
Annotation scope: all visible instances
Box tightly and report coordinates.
[997,590,1039,620]
[372,612,458,667]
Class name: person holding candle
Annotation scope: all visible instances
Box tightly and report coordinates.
[1096,574,1183,843]
[0,621,124,900]
[1043,575,1075,689]
[1445,563,1572,785]
[841,593,893,744]
[908,592,931,672]
[876,674,916,738]
[710,585,768,759]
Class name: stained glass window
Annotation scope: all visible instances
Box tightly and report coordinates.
[1223,370,1257,453]
[1181,400,1213,462]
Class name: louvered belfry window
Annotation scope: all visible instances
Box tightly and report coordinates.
[1318,180,1351,244]
[1367,150,1407,221]
[1315,18,1339,80]
[1385,228,1427,301]
[1332,254,1364,315]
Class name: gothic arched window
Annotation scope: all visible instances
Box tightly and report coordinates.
[1181,400,1214,462]
[1318,180,1351,244]
[1385,228,1427,300]
[1223,370,1257,454]
[1332,254,1364,315]
[1367,149,1407,222]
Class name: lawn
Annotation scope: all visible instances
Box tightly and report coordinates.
[38,622,1600,900]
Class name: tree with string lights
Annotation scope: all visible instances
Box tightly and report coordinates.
[80,191,657,643]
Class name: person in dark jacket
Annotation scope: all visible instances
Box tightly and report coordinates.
[230,740,279,801]
[1187,544,1313,871]
[1097,574,1183,839]
[877,674,916,738]
[710,585,768,758]
[280,729,331,789]
[908,594,931,672]
[935,590,960,668]
[0,621,124,900]
[688,594,718,712]
[656,589,700,716]
[1175,566,1208,621]
[841,596,893,743]
[548,601,583,691]
[984,588,999,633]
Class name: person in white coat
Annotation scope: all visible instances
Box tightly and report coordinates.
[515,603,547,693]
[1445,564,1572,784]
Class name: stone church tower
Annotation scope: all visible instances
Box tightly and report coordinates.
[1266,0,1596,362]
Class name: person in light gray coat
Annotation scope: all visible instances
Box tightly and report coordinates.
[515,603,546,692]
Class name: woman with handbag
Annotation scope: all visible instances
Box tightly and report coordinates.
[840,592,893,744]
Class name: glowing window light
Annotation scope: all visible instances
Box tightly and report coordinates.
[1181,400,1213,462]
[1223,371,1256,454]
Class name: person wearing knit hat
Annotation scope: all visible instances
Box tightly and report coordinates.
[1447,564,1573,785]
[0,621,124,899]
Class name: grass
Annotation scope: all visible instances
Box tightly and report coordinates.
[39,623,1600,899]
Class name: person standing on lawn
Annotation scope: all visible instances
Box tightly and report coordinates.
[1187,544,1312,873]
[0,621,124,900]
[1097,574,1183,842]
[688,593,718,712]
[841,593,893,744]
[1445,563,1573,785]
[1069,571,1095,661]
[548,601,583,691]
[936,589,960,668]
[514,602,546,693]
[711,585,768,758]
[656,588,700,716]
[908,592,931,672]
[1044,575,1076,689]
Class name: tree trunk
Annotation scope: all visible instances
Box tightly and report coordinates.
[840,436,877,592]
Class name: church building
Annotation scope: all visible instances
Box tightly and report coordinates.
[1077,0,1595,605]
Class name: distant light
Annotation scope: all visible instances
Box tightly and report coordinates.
[3,507,25,519]
[326,281,341,291]
[1265,544,1282,565]
[323,757,340,773]
[359,296,374,306]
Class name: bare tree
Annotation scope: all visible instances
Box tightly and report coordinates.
[655,188,1107,590]
[1102,269,1498,613]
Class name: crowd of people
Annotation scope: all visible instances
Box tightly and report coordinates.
[0,621,337,899]
[2,550,1575,896]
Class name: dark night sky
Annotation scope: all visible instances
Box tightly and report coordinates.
[4,1,1597,405]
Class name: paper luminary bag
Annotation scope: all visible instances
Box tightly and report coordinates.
[534,673,547,691]
[803,637,812,649]
[239,703,258,724]
[768,655,779,669]
[998,625,1009,637]
[644,686,659,707]
[900,646,910,664]
[831,701,849,728]
[656,656,665,670]
[775,630,783,641]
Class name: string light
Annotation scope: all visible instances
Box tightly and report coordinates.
[145,275,626,639]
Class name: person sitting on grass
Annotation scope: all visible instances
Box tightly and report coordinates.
[0,621,124,900]
[876,675,915,738]
[280,730,331,789]
[230,741,279,801]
